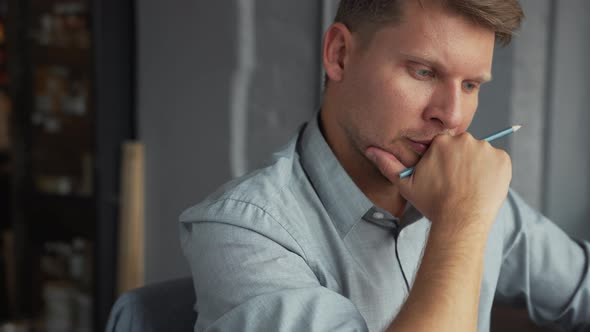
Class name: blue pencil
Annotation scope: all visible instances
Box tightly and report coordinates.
[399,125,522,178]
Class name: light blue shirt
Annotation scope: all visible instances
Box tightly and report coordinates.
[180,114,590,331]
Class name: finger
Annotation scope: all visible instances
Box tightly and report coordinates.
[365,146,411,187]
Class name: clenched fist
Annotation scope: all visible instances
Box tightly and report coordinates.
[366,132,512,235]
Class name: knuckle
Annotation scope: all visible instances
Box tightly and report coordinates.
[461,131,474,140]
[478,139,491,149]
[457,132,476,148]
[497,150,512,168]
[432,134,448,144]
[431,135,448,150]
[499,149,511,162]
[457,132,474,143]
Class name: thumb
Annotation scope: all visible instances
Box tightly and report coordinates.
[365,146,412,190]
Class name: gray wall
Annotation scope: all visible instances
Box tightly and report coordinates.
[545,0,590,239]
[137,1,321,283]
[509,0,552,211]
[509,0,590,240]
[137,0,590,283]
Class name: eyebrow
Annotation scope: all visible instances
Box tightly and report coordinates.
[400,52,493,83]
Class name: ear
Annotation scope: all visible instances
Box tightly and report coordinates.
[322,23,353,84]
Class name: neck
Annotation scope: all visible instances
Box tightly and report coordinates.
[319,103,407,218]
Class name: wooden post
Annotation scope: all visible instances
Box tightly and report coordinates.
[116,141,145,295]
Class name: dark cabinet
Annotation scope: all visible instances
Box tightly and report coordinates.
[2,0,134,330]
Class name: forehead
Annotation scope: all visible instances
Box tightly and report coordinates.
[365,0,495,78]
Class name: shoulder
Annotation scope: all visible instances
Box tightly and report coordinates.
[497,189,543,228]
[179,136,309,239]
[495,188,548,253]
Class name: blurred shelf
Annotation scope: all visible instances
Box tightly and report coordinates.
[31,45,90,68]
[29,0,89,13]
[30,192,95,240]
[6,0,134,329]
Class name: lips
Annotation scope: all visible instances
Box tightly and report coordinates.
[406,139,431,155]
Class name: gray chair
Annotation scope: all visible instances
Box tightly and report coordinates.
[106,277,198,332]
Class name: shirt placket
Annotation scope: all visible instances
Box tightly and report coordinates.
[362,207,409,295]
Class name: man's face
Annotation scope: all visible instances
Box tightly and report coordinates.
[332,2,495,169]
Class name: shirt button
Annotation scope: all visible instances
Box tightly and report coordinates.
[372,211,385,220]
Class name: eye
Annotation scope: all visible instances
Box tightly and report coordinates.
[416,69,432,77]
[408,65,435,80]
[415,69,434,78]
[462,81,479,92]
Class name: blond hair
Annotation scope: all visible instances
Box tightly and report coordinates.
[334,0,524,46]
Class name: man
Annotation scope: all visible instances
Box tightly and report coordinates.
[180,0,590,331]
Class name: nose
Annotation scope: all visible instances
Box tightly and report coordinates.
[422,81,465,130]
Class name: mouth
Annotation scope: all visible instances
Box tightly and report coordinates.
[406,138,432,155]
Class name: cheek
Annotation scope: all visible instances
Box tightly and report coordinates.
[344,66,433,138]
[378,74,433,122]
[461,97,479,129]
[396,74,434,104]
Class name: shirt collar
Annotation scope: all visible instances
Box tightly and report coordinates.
[298,112,424,237]
[298,112,373,237]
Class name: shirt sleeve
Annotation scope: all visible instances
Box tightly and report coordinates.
[180,201,369,332]
[495,190,590,330]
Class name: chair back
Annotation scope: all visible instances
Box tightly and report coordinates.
[106,277,197,332]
